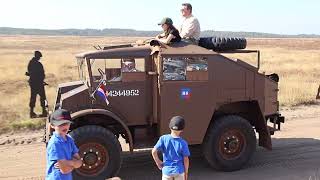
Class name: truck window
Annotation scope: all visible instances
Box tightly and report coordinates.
[91,58,146,83]
[121,58,145,72]
[90,59,121,82]
[77,58,91,86]
[106,59,122,82]
[163,57,208,81]
[186,57,208,81]
[121,58,146,82]
[163,57,187,81]
[91,59,106,82]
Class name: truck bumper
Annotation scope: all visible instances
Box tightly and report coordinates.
[267,113,285,135]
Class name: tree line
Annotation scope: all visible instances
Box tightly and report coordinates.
[0,27,319,38]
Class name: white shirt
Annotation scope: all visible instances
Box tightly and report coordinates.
[180,15,201,40]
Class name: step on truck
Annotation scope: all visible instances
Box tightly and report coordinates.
[45,38,285,179]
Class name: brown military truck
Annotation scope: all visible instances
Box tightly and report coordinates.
[45,39,285,179]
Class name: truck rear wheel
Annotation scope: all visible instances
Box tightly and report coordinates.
[69,125,122,180]
[203,115,256,171]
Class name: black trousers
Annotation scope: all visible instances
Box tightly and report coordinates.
[29,83,46,109]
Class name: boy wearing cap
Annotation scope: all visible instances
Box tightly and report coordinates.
[156,17,181,44]
[46,109,82,180]
[152,116,190,180]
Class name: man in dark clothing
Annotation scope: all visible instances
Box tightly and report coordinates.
[26,51,48,118]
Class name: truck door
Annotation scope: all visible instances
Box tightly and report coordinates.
[91,57,153,126]
[158,56,213,144]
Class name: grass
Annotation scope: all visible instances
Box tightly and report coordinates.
[0,36,319,133]
[10,118,46,131]
[0,36,142,133]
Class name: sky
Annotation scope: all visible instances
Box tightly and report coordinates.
[1,0,320,35]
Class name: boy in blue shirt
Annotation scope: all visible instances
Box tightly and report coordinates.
[46,109,82,180]
[152,116,190,180]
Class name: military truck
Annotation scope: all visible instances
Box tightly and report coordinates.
[45,39,285,179]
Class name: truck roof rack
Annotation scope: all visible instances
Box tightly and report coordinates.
[103,44,133,50]
[218,49,261,70]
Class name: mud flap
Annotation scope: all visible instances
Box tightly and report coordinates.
[252,101,272,150]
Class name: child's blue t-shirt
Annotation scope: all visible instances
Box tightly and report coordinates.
[46,132,79,180]
[154,134,190,176]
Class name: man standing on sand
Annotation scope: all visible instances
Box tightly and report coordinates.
[179,3,201,44]
[25,51,48,118]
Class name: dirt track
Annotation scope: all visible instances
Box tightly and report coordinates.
[0,104,319,180]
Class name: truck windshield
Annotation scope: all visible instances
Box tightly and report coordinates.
[77,58,90,85]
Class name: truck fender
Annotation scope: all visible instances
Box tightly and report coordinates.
[71,109,134,152]
[213,101,272,150]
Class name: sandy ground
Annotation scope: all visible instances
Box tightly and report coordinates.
[0,104,319,180]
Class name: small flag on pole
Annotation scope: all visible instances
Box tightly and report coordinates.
[96,83,110,105]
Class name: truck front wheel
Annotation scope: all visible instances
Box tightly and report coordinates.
[69,125,122,180]
[203,115,256,171]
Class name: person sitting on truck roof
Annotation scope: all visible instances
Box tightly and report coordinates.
[156,17,181,45]
[179,3,201,44]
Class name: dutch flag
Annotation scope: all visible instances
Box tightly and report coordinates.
[96,83,110,105]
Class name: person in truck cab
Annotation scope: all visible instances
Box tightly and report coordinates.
[122,58,140,72]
